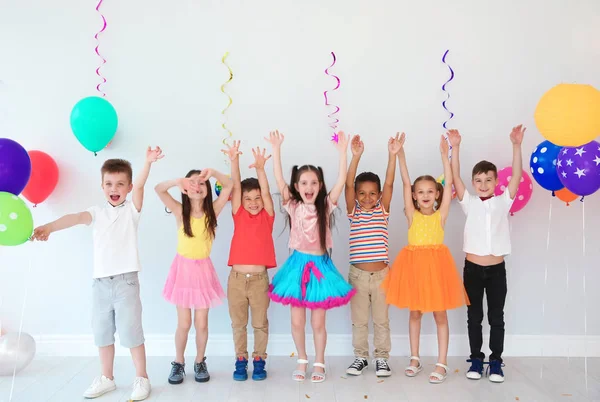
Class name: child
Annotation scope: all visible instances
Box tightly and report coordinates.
[31,147,163,400]
[344,133,401,377]
[448,126,525,383]
[223,140,276,381]
[265,129,355,383]
[155,167,233,384]
[383,133,468,384]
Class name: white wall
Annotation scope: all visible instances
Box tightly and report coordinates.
[1,0,600,357]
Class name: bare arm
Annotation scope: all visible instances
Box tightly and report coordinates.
[345,134,364,214]
[30,212,92,241]
[439,136,454,225]
[154,179,185,218]
[222,140,243,215]
[382,133,401,212]
[203,169,233,216]
[447,130,466,201]
[507,125,525,199]
[265,130,290,203]
[329,131,349,204]
[396,133,414,223]
[249,147,275,216]
[133,146,164,212]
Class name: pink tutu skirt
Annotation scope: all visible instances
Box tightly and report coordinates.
[162,254,226,309]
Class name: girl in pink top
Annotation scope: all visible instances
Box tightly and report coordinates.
[265,130,356,384]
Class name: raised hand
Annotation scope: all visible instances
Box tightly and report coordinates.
[249,147,272,169]
[221,140,242,161]
[264,130,285,147]
[446,129,461,147]
[146,146,164,163]
[351,134,364,156]
[176,178,198,194]
[335,131,349,154]
[440,135,450,155]
[30,225,51,241]
[389,132,404,154]
[510,124,526,145]
[198,168,214,183]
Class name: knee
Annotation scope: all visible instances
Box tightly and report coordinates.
[194,320,208,332]
[178,319,192,333]
[487,309,505,326]
[311,319,326,333]
[433,311,448,326]
[467,307,484,322]
[291,317,305,332]
[409,311,423,321]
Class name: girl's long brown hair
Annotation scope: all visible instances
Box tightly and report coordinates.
[181,169,217,238]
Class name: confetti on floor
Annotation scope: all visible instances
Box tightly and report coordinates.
[377,379,384,383]
[364,396,368,399]
[290,352,295,357]
[561,394,573,397]
[341,376,347,379]
[454,369,460,373]
[305,394,311,399]
[515,398,520,401]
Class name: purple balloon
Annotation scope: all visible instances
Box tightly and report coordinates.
[0,138,31,195]
[557,140,600,196]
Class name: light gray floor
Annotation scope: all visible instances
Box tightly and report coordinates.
[0,356,599,402]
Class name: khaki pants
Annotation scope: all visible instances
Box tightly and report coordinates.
[348,265,391,359]
[227,271,270,360]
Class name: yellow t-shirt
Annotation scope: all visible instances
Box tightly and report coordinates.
[177,216,213,259]
[407,210,444,246]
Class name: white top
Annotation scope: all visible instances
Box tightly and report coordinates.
[458,189,514,257]
[87,200,141,279]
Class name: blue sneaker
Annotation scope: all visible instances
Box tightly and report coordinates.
[487,360,505,383]
[233,357,248,381]
[252,357,267,381]
[466,358,484,380]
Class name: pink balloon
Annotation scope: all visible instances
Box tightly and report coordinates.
[494,167,533,215]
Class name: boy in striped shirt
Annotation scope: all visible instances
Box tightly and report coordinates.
[344,133,401,377]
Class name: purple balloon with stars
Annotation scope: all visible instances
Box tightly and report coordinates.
[557,140,600,196]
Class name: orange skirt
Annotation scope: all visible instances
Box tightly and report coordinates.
[382,244,469,312]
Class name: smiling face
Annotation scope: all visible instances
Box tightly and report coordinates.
[242,189,264,215]
[186,173,208,201]
[102,172,133,206]
[294,170,321,204]
[356,181,381,210]
[412,179,439,210]
[472,171,498,197]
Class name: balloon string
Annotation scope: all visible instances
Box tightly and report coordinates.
[582,200,588,392]
[539,201,552,379]
[94,0,107,97]
[9,242,32,401]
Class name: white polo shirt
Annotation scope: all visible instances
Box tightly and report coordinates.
[458,189,514,257]
[87,200,141,279]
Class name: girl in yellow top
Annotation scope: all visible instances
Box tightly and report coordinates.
[155,168,233,384]
[383,133,468,384]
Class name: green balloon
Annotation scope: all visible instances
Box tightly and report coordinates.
[0,192,33,246]
[70,96,118,153]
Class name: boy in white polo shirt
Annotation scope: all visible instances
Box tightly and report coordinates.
[31,147,163,400]
[448,126,525,383]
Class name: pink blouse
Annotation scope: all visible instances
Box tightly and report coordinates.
[283,196,336,252]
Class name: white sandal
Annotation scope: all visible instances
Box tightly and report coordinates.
[429,363,449,384]
[292,359,309,381]
[311,362,326,383]
[405,356,423,377]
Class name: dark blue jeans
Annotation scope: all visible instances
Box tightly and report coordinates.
[463,260,507,363]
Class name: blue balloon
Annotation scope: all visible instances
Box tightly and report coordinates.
[529,140,564,193]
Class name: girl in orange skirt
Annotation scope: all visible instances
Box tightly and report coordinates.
[383,133,468,384]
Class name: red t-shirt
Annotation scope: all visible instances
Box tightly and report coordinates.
[227,207,276,268]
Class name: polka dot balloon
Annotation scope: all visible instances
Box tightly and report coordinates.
[0,192,34,246]
[529,140,563,193]
[494,167,533,215]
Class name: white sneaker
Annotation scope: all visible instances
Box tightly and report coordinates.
[130,376,151,401]
[83,375,116,399]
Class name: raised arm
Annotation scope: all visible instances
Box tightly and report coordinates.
[439,136,454,225]
[249,147,275,216]
[396,133,415,221]
[265,130,290,203]
[132,146,164,212]
[382,133,401,212]
[199,169,233,216]
[222,140,243,214]
[345,134,364,214]
[447,130,466,201]
[30,211,92,241]
[507,125,525,199]
[328,131,349,204]
[155,178,194,218]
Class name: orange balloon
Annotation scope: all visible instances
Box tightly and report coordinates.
[555,188,578,206]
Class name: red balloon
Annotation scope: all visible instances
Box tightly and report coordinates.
[22,151,59,205]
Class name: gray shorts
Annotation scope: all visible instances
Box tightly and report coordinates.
[92,272,145,348]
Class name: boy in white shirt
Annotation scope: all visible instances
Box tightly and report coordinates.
[448,126,525,383]
[31,147,163,400]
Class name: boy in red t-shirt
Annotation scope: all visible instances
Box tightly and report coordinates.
[222,140,276,381]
